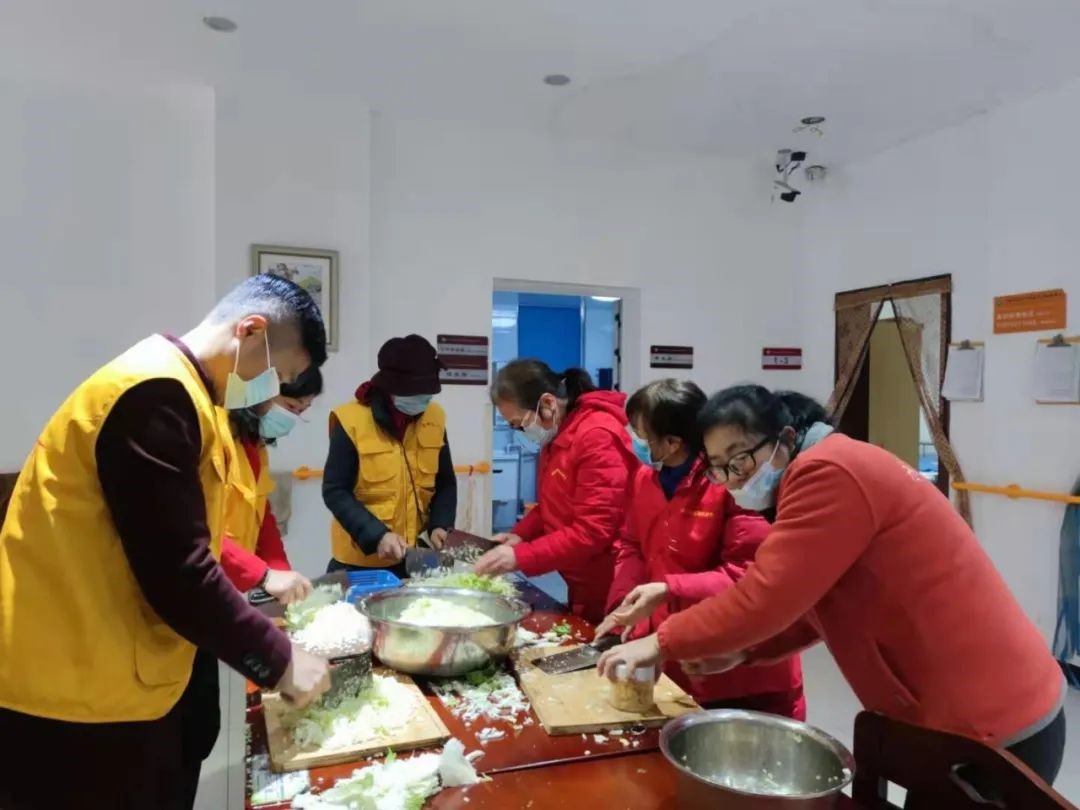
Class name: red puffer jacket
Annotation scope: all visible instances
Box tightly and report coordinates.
[513,391,638,623]
[608,462,804,716]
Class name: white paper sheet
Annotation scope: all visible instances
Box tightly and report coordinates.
[1033,342,1080,404]
[942,344,985,402]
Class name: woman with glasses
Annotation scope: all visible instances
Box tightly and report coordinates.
[598,384,1066,792]
[595,380,804,718]
[474,359,637,623]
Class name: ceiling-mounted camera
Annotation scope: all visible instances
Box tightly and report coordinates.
[773,148,808,203]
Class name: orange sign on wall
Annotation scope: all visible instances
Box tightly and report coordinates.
[993,288,1067,334]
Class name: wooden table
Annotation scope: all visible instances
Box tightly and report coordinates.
[247,582,867,809]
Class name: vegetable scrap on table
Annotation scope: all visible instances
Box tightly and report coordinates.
[430,663,534,737]
[291,738,483,810]
[284,673,420,752]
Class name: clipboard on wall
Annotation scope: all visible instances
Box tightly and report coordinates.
[942,340,985,402]
[1033,334,1080,405]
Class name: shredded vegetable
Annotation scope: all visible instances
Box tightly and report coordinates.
[290,601,372,658]
[285,674,418,752]
[291,739,481,810]
[285,584,344,631]
[405,571,519,598]
[397,597,497,628]
[431,664,532,728]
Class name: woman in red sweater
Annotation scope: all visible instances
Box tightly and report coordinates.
[598,384,1066,791]
[474,360,638,623]
[596,379,804,718]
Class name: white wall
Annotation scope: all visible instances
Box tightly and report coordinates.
[370,116,805,531]
[0,72,215,469]
[215,91,373,578]
[798,77,1080,641]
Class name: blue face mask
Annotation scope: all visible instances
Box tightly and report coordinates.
[729,444,785,511]
[224,331,281,409]
[392,394,433,416]
[259,404,299,439]
[628,430,653,466]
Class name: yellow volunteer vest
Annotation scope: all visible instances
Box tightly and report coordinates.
[329,401,446,567]
[0,336,231,722]
[220,424,275,553]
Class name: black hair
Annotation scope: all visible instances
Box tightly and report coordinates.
[208,274,328,369]
[626,379,707,451]
[698,385,830,448]
[491,359,596,413]
[280,365,324,399]
[230,408,263,447]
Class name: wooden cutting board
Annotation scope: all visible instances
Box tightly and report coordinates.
[262,668,450,772]
[513,645,701,735]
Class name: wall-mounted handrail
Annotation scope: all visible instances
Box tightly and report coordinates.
[952,481,1080,505]
[292,463,492,480]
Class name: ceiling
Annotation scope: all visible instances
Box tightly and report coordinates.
[5,0,1080,163]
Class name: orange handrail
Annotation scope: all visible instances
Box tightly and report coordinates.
[952,481,1080,505]
[292,462,492,480]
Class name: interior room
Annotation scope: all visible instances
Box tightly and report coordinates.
[1,2,1078,809]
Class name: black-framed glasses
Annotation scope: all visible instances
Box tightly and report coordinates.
[704,436,775,484]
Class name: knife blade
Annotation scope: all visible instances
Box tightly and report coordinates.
[249,570,350,617]
[534,634,622,674]
[441,530,499,564]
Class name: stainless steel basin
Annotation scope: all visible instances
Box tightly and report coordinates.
[356,586,531,677]
[660,710,855,808]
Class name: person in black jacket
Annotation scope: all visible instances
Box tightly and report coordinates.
[322,335,456,576]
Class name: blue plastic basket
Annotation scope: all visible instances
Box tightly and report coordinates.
[344,570,402,603]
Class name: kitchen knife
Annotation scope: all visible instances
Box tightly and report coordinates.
[534,633,623,675]
[441,529,499,563]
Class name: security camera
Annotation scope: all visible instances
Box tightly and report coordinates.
[779,189,800,203]
[775,149,792,173]
[790,150,807,163]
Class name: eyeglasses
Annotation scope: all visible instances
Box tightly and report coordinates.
[704,437,775,485]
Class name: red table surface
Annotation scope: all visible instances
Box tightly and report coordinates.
[246,582,865,809]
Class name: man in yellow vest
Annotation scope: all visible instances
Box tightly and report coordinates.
[323,334,457,574]
[0,275,331,810]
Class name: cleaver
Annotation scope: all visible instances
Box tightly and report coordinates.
[248,570,349,618]
[533,634,622,675]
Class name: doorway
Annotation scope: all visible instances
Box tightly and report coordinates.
[489,290,622,532]
[834,281,951,493]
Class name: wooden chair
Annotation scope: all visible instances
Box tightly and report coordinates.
[853,711,1076,810]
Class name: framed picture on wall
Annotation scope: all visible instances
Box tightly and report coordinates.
[250,244,339,351]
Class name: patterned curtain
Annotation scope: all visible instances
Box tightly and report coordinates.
[827,300,882,423]
[890,294,972,524]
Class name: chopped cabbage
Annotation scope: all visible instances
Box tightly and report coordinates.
[285,674,418,752]
[290,601,372,658]
[291,739,480,810]
[286,584,344,631]
[405,571,519,598]
[397,597,497,628]
[431,664,531,727]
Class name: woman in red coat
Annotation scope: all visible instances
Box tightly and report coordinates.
[596,379,804,719]
[598,384,1066,794]
[474,360,638,623]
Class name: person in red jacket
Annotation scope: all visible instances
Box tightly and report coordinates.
[474,360,638,623]
[598,384,1067,795]
[595,379,805,718]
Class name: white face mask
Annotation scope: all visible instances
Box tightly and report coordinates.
[729,444,785,512]
[224,331,281,410]
[521,399,558,447]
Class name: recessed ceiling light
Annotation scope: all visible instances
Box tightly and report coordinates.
[203,16,238,33]
[543,74,571,87]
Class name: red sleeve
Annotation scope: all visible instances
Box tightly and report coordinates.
[664,497,770,603]
[745,618,821,665]
[511,502,544,541]
[515,428,630,577]
[220,535,270,592]
[658,458,875,662]
[255,502,291,572]
[605,478,648,614]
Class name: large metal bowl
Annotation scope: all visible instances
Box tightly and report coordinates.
[356,586,531,677]
[661,710,855,808]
